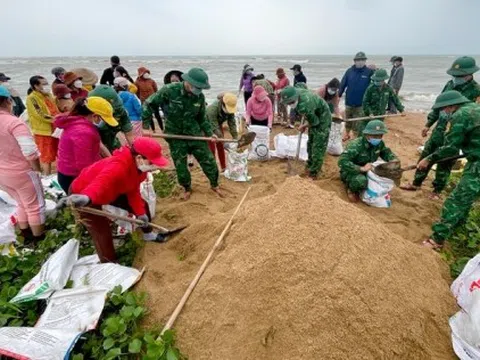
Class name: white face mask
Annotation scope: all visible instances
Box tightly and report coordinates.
[40,86,50,94]
[327,88,337,95]
[64,93,72,99]
[143,73,151,80]
[290,101,298,109]
[73,80,83,89]
[137,159,157,173]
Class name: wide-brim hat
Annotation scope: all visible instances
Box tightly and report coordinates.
[163,70,184,85]
[446,56,480,76]
[64,71,82,86]
[371,69,389,81]
[354,51,367,61]
[71,68,98,86]
[0,73,11,82]
[431,90,470,110]
[181,68,211,90]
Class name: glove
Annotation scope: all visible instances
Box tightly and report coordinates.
[137,214,150,228]
[56,195,90,210]
[68,195,90,208]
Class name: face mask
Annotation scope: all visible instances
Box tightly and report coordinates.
[137,159,157,173]
[40,86,50,94]
[440,110,452,119]
[143,73,151,80]
[190,86,202,96]
[245,70,253,75]
[327,88,337,95]
[63,93,72,99]
[452,76,467,87]
[114,72,120,78]
[374,81,384,86]
[368,138,382,146]
[73,80,83,89]
[355,61,366,68]
[94,119,105,128]
[289,101,298,109]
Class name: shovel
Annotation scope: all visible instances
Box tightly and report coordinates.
[76,207,187,236]
[332,114,404,124]
[152,132,256,148]
[373,154,466,184]
[287,118,306,175]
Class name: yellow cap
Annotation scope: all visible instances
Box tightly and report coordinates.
[86,96,118,127]
[222,92,237,114]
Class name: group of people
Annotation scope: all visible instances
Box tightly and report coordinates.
[0,52,478,262]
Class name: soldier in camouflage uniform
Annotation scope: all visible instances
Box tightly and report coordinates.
[418,91,480,249]
[280,86,331,179]
[141,68,221,200]
[361,68,405,135]
[402,56,480,198]
[338,120,397,202]
[88,85,135,152]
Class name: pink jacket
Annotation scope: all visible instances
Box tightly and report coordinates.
[246,87,273,128]
[317,85,340,115]
[275,76,290,95]
[0,110,40,174]
[54,115,101,176]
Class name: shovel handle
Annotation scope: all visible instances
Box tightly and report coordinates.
[339,114,404,123]
[152,133,237,143]
[76,206,170,233]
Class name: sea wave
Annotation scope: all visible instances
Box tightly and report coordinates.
[401,92,437,103]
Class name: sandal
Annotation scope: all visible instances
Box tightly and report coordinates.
[422,238,443,250]
[400,183,419,191]
[347,190,360,203]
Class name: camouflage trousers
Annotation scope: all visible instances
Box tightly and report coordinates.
[345,106,364,135]
[307,126,329,177]
[413,129,454,193]
[431,161,480,244]
[167,139,219,191]
[340,172,368,193]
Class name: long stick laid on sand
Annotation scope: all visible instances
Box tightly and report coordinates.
[152,132,256,147]
[332,114,404,123]
[160,187,252,336]
[75,207,187,235]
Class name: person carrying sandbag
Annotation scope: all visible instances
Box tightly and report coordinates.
[338,120,398,202]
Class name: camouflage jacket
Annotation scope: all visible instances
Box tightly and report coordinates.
[89,86,132,151]
[253,79,274,95]
[206,100,238,139]
[363,83,404,117]
[428,102,480,163]
[296,89,331,131]
[338,136,397,177]
[426,79,480,129]
[141,82,212,136]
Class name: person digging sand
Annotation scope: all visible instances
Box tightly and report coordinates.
[141,68,222,200]
[57,137,170,263]
[338,120,398,202]
[279,86,332,179]
[401,56,480,200]
[417,91,480,250]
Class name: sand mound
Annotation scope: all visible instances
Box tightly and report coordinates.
[175,177,456,359]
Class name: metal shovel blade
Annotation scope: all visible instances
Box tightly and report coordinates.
[237,132,256,147]
[373,161,417,185]
[160,224,188,236]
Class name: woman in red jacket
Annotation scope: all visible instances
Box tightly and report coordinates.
[58,137,169,263]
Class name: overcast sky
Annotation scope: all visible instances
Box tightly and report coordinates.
[2,0,478,57]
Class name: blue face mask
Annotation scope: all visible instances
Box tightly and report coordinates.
[368,138,382,146]
[452,76,467,87]
[95,119,105,128]
[374,81,383,86]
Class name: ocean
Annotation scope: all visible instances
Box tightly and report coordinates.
[0,55,462,112]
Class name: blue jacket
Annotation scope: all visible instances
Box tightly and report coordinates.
[339,66,374,107]
[119,91,142,121]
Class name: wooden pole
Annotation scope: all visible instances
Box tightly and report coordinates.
[160,187,252,336]
[76,206,170,233]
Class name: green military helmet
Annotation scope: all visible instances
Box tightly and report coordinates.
[371,69,389,81]
[354,51,367,61]
[294,82,308,89]
[363,120,388,135]
[431,90,470,110]
[446,56,480,76]
[181,68,211,90]
[89,85,123,110]
[280,86,299,104]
